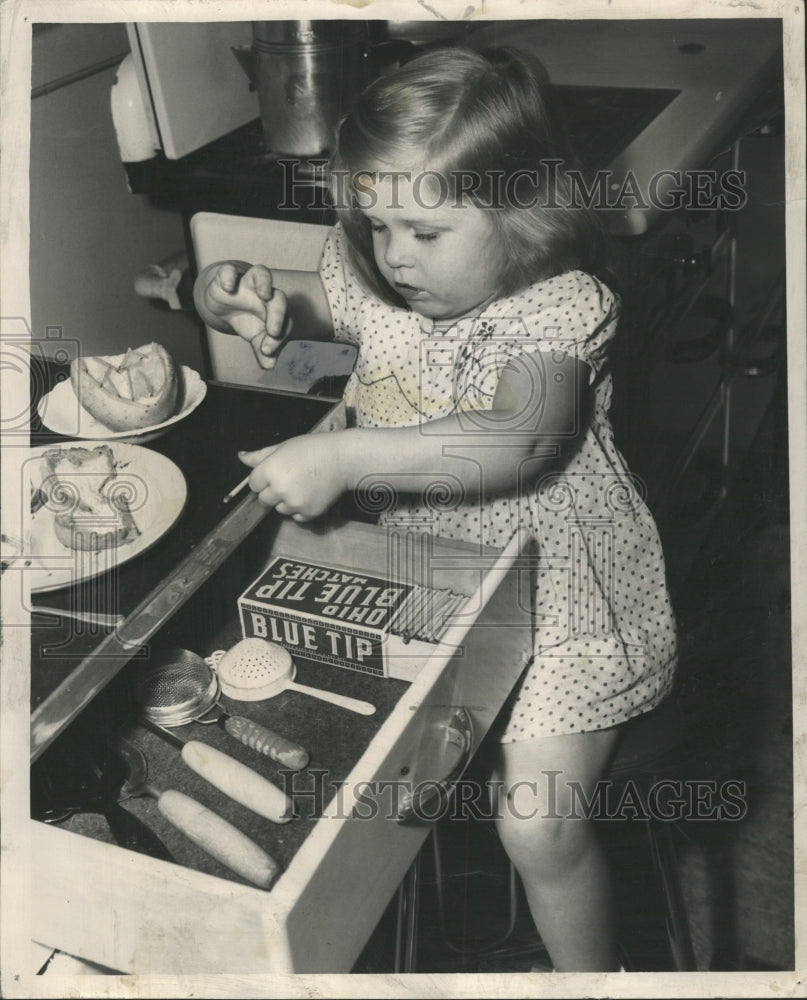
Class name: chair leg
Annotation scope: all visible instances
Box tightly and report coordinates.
[394,851,421,973]
[398,820,694,971]
[431,823,520,956]
[646,817,698,970]
[395,823,526,972]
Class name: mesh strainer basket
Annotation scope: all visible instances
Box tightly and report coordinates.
[134,647,219,726]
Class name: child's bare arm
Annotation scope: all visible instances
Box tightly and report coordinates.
[193,262,333,369]
[239,350,591,520]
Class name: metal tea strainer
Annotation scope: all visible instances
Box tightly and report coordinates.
[133,647,310,770]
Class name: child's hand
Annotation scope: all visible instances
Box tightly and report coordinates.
[239,434,348,521]
[201,263,290,369]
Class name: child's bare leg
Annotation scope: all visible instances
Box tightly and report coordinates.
[492,728,622,972]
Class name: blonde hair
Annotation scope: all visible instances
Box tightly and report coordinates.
[330,46,610,306]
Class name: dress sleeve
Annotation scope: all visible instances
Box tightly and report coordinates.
[318,222,370,347]
[455,271,620,410]
[522,271,620,375]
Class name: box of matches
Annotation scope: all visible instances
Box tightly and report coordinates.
[237,555,467,681]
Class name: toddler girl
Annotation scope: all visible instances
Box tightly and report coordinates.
[195,45,677,972]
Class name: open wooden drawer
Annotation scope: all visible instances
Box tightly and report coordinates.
[29,516,534,974]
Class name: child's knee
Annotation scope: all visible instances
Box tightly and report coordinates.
[497,809,594,877]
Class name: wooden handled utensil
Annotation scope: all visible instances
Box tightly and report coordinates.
[113,737,281,889]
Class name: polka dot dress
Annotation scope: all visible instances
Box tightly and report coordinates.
[319,224,677,742]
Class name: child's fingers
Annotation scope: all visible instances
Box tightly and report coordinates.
[242,265,274,302]
[250,288,288,368]
[238,445,278,468]
[250,332,280,370]
[258,486,284,509]
[212,263,241,296]
[239,445,282,502]
[264,288,287,339]
[212,264,273,303]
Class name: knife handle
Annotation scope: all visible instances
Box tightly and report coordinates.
[156,789,279,888]
[181,740,293,824]
[223,715,310,771]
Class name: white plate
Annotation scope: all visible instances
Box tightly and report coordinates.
[37,362,207,445]
[27,442,187,594]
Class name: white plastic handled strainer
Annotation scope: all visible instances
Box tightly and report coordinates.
[213,639,376,716]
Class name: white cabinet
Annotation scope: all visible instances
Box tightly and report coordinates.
[29,24,202,370]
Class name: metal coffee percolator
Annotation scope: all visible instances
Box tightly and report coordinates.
[234,20,378,158]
